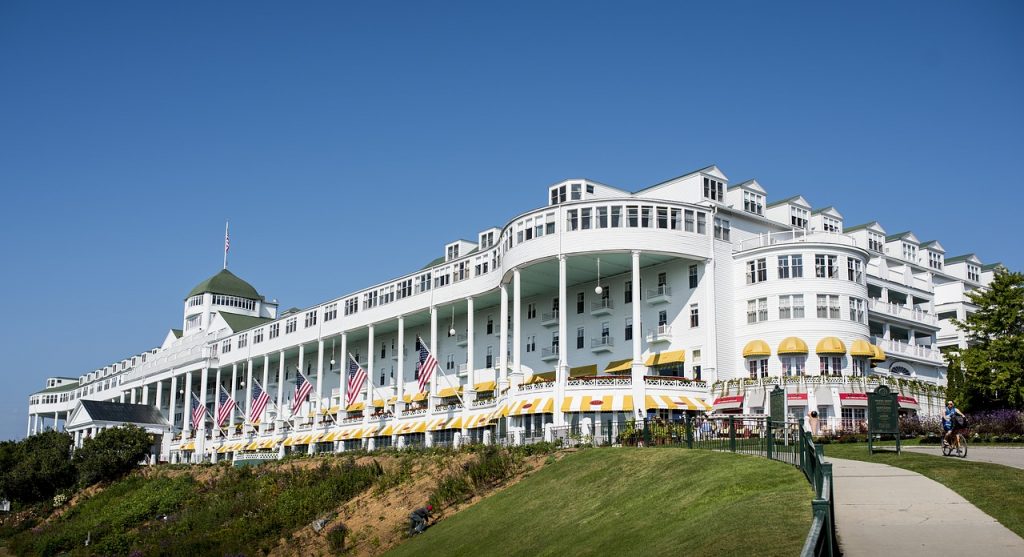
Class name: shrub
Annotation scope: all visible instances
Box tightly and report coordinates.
[0,431,76,505]
[73,425,153,488]
[326,523,349,552]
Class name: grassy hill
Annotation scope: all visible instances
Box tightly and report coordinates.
[389,448,812,557]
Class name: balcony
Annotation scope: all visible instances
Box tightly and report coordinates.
[457,363,469,376]
[646,285,672,305]
[456,334,468,347]
[734,229,858,253]
[540,346,559,362]
[541,312,558,328]
[591,299,615,316]
[873,337,945,364]
[590,337,614,353]
[645,324,672,344]
[868,299,939,327]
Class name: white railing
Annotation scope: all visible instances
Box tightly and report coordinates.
[541,346,559,359]
[456,333,468,345]
[591,337,614,349]
[591,299,614,312]
[435,403,464,412]
[402,408,427,417]
[645,324,672,342]
[517,382,554,393]
[868,299,938,326]
[873,337,944,362]
[646,285,672,299]
[541,312,558,324]
[566,376,632,388]
[735,229,858,252]
[643,377,707,390]
[458,363,469,375]
[341,416,363,424]
[471,398,498,409]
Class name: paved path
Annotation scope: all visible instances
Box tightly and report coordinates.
[903,445,1024,469]
[827,457,1024,556]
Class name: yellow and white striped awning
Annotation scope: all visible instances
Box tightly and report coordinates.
[445,416,464,430]
[493,403,509,419]
[282,435,297,447]
[217,444,229,454]
[378,424,395,437]
[245,440,260,450]
[261,439,277,449]
[336,428,359,441]
[527,371,556,384]
[465,412,493,429]
[347,402,365,412]
[508,397,554,416]
[179,441,194,451]
[474,381,496,392]
[604,358,632,374]
[561,394,635,413]
[437,386,463,398]
[309,431,326,443]
[394,421,419,435]
[645,350,686,366]
[645,394,711,412]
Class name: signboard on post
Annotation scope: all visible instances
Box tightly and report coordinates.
[769,386,785,424]
[867,385,900,454]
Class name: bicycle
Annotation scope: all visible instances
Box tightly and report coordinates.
[942,430,968,458]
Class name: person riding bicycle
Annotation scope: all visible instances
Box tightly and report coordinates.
[409,504,433,535]
[942,400,966,448]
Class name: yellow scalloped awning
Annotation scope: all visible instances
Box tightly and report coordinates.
[411,392,428,402]
[347,402,365,412]
[437,386,463,398]
[474,381,496,392]
[850,339,875,357]
[742,340,771,358]
[645,350,685,366]
[387,396,398,405]
[569,364,597,378]
[604,358,632,374]
[871,344,887,362]
[816,337,847,355]
[778,337,809,355]
[527,371,556,384]
[372,399,386,408]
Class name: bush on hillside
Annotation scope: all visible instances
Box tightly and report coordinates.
[73,425,153,487]
[0,431,76,505]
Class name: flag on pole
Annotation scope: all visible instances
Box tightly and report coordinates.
[223,222,230,269]
[346,354,367,408]
[416,336,438,393]
[292,370,313,415]
[216,386,236,427]
[191,392,207,428]
[249,379,270,424]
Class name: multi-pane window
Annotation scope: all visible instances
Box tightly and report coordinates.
[237,333,248,349]
[485,346,493,368]
[344,297,358,315]
[847,258,863,283]
[576,327,585,349]
[185,314,202,331]
[670,208,682,230]
[624,281,632,304]
[611,206,622,227]
[820,356,843,376]
[928,252,943,270]
[324,303,338,321]
[304,311,317,328]
[690,304,700,328]
[684,210,695,232]
[396,279,413,299]
[641,206,652,228]
[624,318,633,341]
[577,292,585,314]
[821,216,841,233]
[703,177,724,201]
[697,212,707,234]
[525,335,536,353]
[852,358,865,376]
[967,264,980,282]
[211,294,256,311]
[778,256,790,279]
[581,208,592,229]
[446,354,455,371]
[779,294,803,319]
[689,264,698,288]
[713,217,730,241]
[791,207,809,229]
[868,232,884,252]
[782,356,805,376]
[253,328,264,344]
[748,359,769,379]
[363,291,379,310]
[221,340,232,354]
[746,258,767,284]
[747,298,768,323]
[285,317,297,334]
[416,273,432,294]
[626,205,639,227]
[815,254,838,278]
[817,295,840,318]
[269,323,280,339]
[902,243,918,263]
[842,407,866,430]
[849,298,865,323]
[743,191,764,215]
[527,303,536,319]
[829,296,841,319]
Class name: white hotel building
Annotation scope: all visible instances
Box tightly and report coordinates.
[26,166,1003,461]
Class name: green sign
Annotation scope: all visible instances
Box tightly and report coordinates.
[867,385,901,454]
[769,386,785,423]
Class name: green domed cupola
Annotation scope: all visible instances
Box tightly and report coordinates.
[185,269,261,301]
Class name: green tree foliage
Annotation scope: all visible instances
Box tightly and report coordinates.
[0,431,76,505]
[947,269,1024,411]
[73,425,154,488]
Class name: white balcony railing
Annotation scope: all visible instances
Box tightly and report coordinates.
[645,324,672,343]
[873,337,944,363]
[591,299,614,315]
[590,337,614,352]
[735,229,858,252]
[646,285,672,304]
[868,299,938,326]
[541,312,558,327]
[540,346,559,362]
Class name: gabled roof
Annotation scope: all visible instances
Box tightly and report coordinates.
[218,311,273,333]
[945,253,982,265]
[885,231,919,243]
[75,400,169,426]
[727,179,766,194]
[171,329,183,339]
[766,195,811,209]
[811,206,843,219]
[33,382,79,395]
[420,255,446,270]
[844,221,885,234]
[632,165,726,194]
[981,262,1004,271]
[920,240,945,253]
[186,269,261,301]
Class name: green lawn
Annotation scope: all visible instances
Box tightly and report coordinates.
[824,444,1024,538]
[387,448,812,557]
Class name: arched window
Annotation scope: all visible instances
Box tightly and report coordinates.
[889,363,915,377]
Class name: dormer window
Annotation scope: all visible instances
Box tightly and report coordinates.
[743,191,764,215]
[447,244,459,261]
[570,183,582,200]
[868,232,884,252]
[185,314,202,331]
[902,243,918,263]
[703,177,724,201]
[821,216,840,233]
[791,207,809,229]
[929,252,943,270]
[967,264,980,282]
[550,185,567,205]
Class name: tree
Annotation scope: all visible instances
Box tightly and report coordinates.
[0,431,76,505]
[947,269,1024,411]
[73,425,154,488]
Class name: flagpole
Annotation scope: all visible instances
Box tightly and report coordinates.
[223,221,229,270]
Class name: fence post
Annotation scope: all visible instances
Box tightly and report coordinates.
[685,414,694,449]
[729,416,736,453]
[799,428,807,477]
[642,419,651,447]
[766,419,774,460]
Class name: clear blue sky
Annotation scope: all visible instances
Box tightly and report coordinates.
[1,1,1021,440]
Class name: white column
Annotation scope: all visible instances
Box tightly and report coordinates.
[26,414,32,437]
[499,284,509,389]
[275,351,284,418]
[429,308,437,408]
[396,318,404,410]
[366,325,376,420]
[513,269,522,377]
[466,297,475,391]
[631,250,645,419]
[183,371,193,434]
[199,367,209,435]
[141,383,149,405]
[214,368,222,433]
[119,391,126,403]
[340,332,348,409]
[169,374,178,432]
[297,344,305,413]
[130,387,137,404]
[230,363,238,426]
[316,339,325,415]
[555,255,568,426]
[155,380,163,415]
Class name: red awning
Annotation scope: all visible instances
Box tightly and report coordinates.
[839,393,868,407]
[787,393,808,406]
[712,395,744,411]
[897,396,919,410]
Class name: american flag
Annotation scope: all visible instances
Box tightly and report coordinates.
[416,335,437,393]
[346,354,367,408]
[291,370,313,415]
[191,392,207,429]
[216,385,236,427]
[224,223,230,253]
[249,379,270,424]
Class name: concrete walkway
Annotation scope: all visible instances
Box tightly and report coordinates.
[903,445,1024,470]
[828,457,1024,556]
